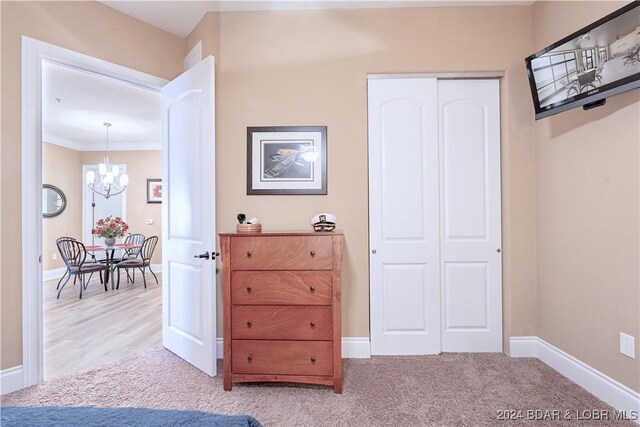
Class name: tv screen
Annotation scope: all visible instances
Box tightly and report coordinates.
[526,1,640,120]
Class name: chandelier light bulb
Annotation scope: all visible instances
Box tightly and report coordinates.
[105,171,115,184]
[86,170,96,185]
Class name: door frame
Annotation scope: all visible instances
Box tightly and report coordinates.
[21,36,167,388]
[366,72,505,355]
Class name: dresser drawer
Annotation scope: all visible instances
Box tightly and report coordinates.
[232,271,332,305]
[232,306,332,340]
[232,340,332,376]
[230,236,332,270]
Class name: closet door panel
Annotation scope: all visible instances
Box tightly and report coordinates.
[368,78,441,355]
[438,79,502,353]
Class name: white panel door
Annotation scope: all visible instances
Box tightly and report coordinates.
[368,78,441,355]
[162,56,216,375]
[438,79,502,352]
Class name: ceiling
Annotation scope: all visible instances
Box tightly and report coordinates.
[100,0,533,38]
[42,61,162,151]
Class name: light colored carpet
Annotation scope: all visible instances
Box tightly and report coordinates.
[2,347,632,426]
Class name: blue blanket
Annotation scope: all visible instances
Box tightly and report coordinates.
[0,406,262,427]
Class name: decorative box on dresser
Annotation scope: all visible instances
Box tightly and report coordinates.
[219,231,344,393]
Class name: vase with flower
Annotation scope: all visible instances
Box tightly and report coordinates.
[92,216,129,246]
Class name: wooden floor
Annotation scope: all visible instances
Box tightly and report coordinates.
[44,269,162,380]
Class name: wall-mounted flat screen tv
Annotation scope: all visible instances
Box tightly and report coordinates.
[526,1,640,120]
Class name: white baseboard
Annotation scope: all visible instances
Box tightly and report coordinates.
[341,337,372,358]
[1,365,24,395]
[215,337,371,359]
[510,336,640,419]
[43,267,66,282]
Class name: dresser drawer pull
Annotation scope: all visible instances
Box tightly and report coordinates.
[310,285,316,293]
[310,250,316,257]
[310,356,316,364]
[310,321,316,328]
[246,286,252,293]
[247,354,253,363]
[246,251,252,258]
[247,320,252,328]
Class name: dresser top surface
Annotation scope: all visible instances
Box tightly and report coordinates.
[219,230,343,237]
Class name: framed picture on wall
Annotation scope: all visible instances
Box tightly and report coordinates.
[147,179,162,203]
[247,126,327,195]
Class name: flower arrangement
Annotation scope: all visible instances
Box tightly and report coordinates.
[92,216,129,238]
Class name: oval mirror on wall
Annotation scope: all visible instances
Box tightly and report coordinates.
[43,184,67,218]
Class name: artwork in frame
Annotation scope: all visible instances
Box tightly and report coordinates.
[147,179,162,204]
[247,126,327,195]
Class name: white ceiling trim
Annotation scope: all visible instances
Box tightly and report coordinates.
[100,0,534,38]
[44,133,161,151]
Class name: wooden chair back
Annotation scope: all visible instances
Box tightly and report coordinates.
[140,236,159,263]
[56,238,87,268]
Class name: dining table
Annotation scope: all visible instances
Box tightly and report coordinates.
[84,243,141,290]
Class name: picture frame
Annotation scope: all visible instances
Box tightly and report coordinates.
[247,126,327,195]
[146,179,162,203]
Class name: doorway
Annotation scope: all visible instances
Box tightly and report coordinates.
[40,59,163,379]
[23,37,218,389]
[368,75,503,355]
[21,37,169,386]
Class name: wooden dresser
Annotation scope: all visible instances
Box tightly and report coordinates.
[219,231,343,393]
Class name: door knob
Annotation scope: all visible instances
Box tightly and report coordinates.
[372,249,377,254]
[496,248,501,253]
[194,251,210,260]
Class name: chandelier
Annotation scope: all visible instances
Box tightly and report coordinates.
[85,122,129,199]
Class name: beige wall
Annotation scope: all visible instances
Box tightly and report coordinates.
[42,143,83,270]
[187,6,538,340]
[80,150,163,265]
[1,1,185,370]
[533,1,640,392]
[42,144,163,270]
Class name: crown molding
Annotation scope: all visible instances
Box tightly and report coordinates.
[43,133,161,151]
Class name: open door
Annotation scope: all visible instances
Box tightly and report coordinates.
[161,56,216,376]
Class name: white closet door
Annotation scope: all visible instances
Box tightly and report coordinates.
[368,78,441,355]
[437,79,502,352]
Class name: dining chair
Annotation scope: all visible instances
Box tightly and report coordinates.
[55,236,103,289]
[99,233,146,282]
[115,236,159,289]
[122,233,146,259]
[56,238,109,299]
